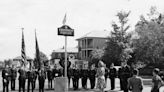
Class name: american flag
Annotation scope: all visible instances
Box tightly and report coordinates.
[21,28,27,66]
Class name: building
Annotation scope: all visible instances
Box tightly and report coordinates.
[12,56,33,68]
[51,47,78,68]
[76,30,110,60]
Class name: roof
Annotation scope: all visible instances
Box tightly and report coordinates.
[13,56,33,60]
[53,47,78,53]
[76,30,111,40]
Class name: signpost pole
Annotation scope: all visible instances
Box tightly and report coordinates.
[64,36,68,91]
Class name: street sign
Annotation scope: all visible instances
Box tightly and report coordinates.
[58,25,74,36]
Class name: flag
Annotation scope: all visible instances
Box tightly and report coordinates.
[35,30,41,69]
[21,28,27,66]
[62,13,67,25]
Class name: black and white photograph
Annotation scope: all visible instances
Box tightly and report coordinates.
[1,0,164,92]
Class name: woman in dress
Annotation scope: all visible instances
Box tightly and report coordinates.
[96,60,106,92]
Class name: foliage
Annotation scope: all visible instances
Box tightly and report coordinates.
[34,51,49,68]
[4,59,12,67]
[133,6,164,64]
[89,49,104,67]
[102,11,133,67]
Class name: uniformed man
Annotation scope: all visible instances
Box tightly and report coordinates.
[82,64,89,89]
[38,67,46,92]
[68,66,73,88]
[33,68,37,89]
[18,66,26,92]
[121,61,131,92]
[118,65,124,90]
[47,66,53,89]
[10,65,17,90]
[109,63,117,90]
[27,69,35,92]
[2,65,10,92]
[105,64,109,85]
[72,65,79,90]
[89,64,96,89]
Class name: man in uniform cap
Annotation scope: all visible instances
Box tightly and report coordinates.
[89,64,96,89]
[72,65,79,90]
[109,63,117,90]
[121,61,131,92]
[2,65,10,92]
[27,68,35,92]
[81,64,89,89]
[38,67,46,92]
[18,66,27,92]
[10,65,17,90]
[47,66,53,89]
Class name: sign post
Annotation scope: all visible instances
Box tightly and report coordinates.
[57,25,74,91]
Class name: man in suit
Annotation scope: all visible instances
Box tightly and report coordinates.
[10,65,17,90]
[122,61,131,92]
[89,64,96,89]
[109,63,117,90]
[38,67,46,92]
[18,67,26,92]
[2,65,10,92]
[128,69,143,92]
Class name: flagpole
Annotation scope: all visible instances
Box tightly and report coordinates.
[65,36,67,77]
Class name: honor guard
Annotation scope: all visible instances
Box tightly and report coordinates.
[72,65,79,90]
[121,61,131,92]
[38,67,46,92]
[18,67,26,92]
[47,66,53,89]
[68,67,73,88]
[33,69,37,89]
[82,64,89,89]
[105,65,109,84]
[89,64,96,89]
[109,63,117,90]
[118,65,124,90]
[10,65,17,90]
[27,69,35,92]
[2,65,10,92]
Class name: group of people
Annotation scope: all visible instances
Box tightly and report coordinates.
[2,60,164,92]
[2,65,62,92]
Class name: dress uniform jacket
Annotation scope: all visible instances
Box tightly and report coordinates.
[18,69,26,92]
[81,69,89,89]
[11,68,17,90]
[89,69,96,89]
[72,69,80,90]
[2,68,10,92]
[38,69,46,92]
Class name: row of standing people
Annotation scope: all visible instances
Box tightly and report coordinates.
[2,61,136,92]
[2,65,63,92]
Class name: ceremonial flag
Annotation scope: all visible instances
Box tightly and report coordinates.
[35,30,41,69]
[62,13,67,25]
[21,28,27,66]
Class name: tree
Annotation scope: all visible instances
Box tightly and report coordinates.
[133,6,164,64]
[34,51,49,68]
[103,11,133,67]
[4,59,12,67]
[89,49,104,67]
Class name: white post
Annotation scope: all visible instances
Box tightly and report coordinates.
[64,36,68,91]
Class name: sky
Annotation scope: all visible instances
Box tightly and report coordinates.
[0,0,164,60]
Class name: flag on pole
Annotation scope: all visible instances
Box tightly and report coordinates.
[35,30,41,69]
[21,28,27,67]
[62,13,67,25]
